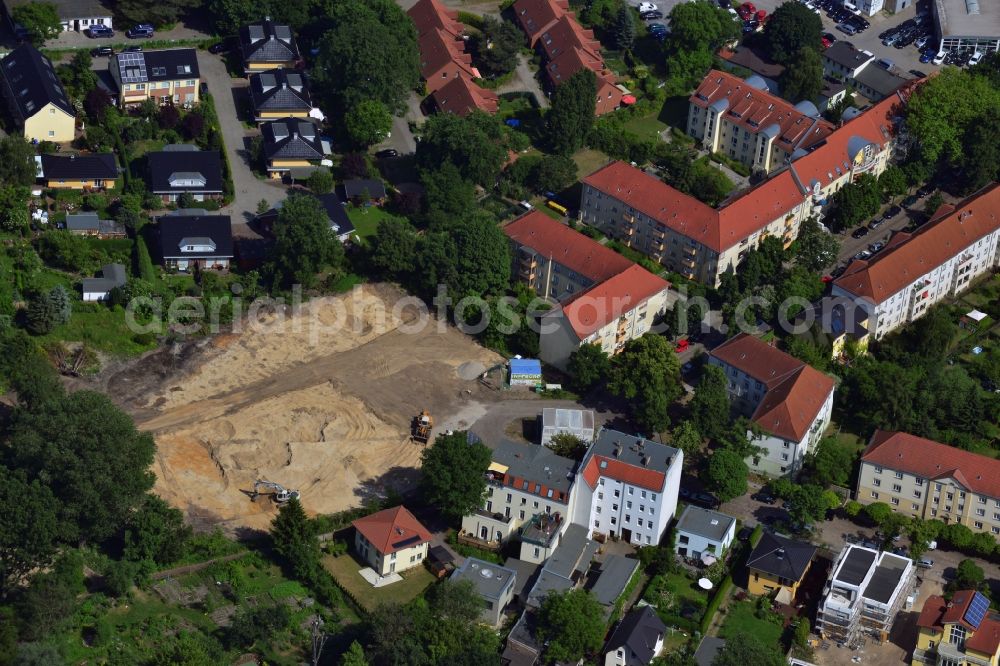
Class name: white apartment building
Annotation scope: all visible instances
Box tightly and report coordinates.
[856,430,1000,536]
[687,70,835,175]
[574,429,682,547]
[580,79,900,286]
[833,184,1000,339]
[673,506,736,561]
[708,334,836,478]
[460,440,578,564]
[816,544,915,644]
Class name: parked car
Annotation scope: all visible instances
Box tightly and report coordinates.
[933,51,947,65]
[691,492,719,508]
[854,249,872,260]
[851,226,870,239]
[868,219,883,230]
[376,149,399,159]
[640,9,663,19]
[916,558,934,568]
[910,68,929,78]
[969,51,984,66]
[876,58,894,70]
[902,195,919,207]
[637,2,658,12]
[126,24,154,38]
[674,338,689,353]
[917,184,935,197]
[90,45,113,57]
[919,50,936,63]
[87,25,114,38]
[123,45,143,52]
[752,491,776,504]
[823,32,837,43]
[208,40,230,54]
[869,241,885,253]
[648,22,668,35]
[836,23,857,35]
[883,205,902,219]
[831,264,846,278]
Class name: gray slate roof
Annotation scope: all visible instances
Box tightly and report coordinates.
[1,44,74,119]
[675,506,736,542]
[158,212,233,260]
[490,439,577,497]
[853,66,908,98]
[113,48,199,84]
[605,606,667,666]
[451,558,517,602]
[250,69,312,113]
[823,42,873,70]
[240,20,300,64]
[262,118,326,160]
[147,148,223,194]
[342,178,387,200]
[40,153,117,180]
[81,263,126,294]
[746,530,816,582]
[66,212,124,235]
[588,555,639,606]
[587,428,680,477]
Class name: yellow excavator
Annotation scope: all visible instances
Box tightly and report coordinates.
[412,410,433,444]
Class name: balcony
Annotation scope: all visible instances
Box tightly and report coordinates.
[520,512,563,547]
[683,245,697,256]
[682,258,696,269]
[474,507,512,523]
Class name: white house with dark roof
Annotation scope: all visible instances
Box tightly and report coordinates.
[147,146,224,204]
[157,210,233,271]
[450,558,517,627]
[81,263,126,301]
[673,505,736,562]
[3,0,112,33]
[0,44,75,142]
[604,606,666,666]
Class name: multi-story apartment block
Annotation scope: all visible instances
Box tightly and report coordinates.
[111,49,200,107]
[687,70,835,175]
[912,589,1000,666]
[574,428,682,547]
[580,81,904,286]
[503,211,671,369]
[459,440,578,564]
[856,431,1000,537]
[832,184,1000,340]
[816,544,915,645]
[709,334,835,478]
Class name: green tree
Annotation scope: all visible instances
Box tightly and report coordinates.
[124,494,192,566]
[267,193,345,288]
[788,484,837,525]
[804,437,856,487]
[306,169,334,194]
[791,217,839,272]
[952,559,985,592]
[417,111,514,187]
[270,498,321,581]
[862,501,892,527]
[420,209,511,301]
[313,0,420,114]
[419,430,491,522]
[537,589,605,663]
[704,449,748,501]
[670,421,703,459]
[668,1,740,52]
[370,217,418,278]
[345,100,393,147]
[25,290,59,335]
[16,551,83,641]
[609,335,682,434]
[114,0,198,27]
[794,618,811,649]
[0,136,39,187]
[547,433,587,461]
[940,522,974,550]
[780,47,824,103]
[689,365,731,440]
[614,6,635,50]
[11,2,61,46]
[567,343,611,392]
[476,16,523,77]
[427,578,485,622]
[341,640,369,666]
[713,631,785,666]
[0,607,16,664]
[878,164,909,199]
[534,155,579,192]
[959,115,1000,194]
[420,163,477,224]
[548,68,597,155]
[825,173,881,232]
[0,467,60,598]
[763,2,822,64]
[226,603,292,650]
[5,391,156,544]
[907,518,943,558]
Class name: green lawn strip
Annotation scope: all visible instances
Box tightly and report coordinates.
[346,206,404,244]
[322,553,435,612]
[718,598,784,645]
[41,308,158,356]
[571,148,612,177]
[623,112,668,140]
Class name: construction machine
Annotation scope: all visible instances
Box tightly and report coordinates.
[412,410,433,443]
[250,479,300,504]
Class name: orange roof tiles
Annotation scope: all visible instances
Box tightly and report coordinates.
[581,455,666,492]
[711,334,835,441]
[833,183,1000,305]
[407,0,463,38]
[431,75,499,116]
[352,506,432,555]
[862,431,1000,500]
[558,264,670,339]
[538,15,600,61]
[916,591,1000,656]
[691,70,834,150]
[503,211,633,282]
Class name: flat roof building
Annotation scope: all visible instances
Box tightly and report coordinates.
[540,408,596,446]
[934,0,1000,54]
[451,558,517,627]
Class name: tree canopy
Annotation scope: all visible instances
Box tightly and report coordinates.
[345,100,393,147]
[713,631,786,666]
[824,173,881,232]
[704,449,748,501]
[537,589,605,663]
[475,17,524,78]
[547,69,597,155]
[791,217,839,272]
[420,431,491,522]
[689,365,731,440]
[266,193,345,288]
[780,47,824,104]
[11,2,61,45]
[763,2,823,64]
[610,335,682,434]
[567,343,611,392]
[417,111,517,187]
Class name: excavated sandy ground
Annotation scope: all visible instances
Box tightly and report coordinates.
[132,284,503,532]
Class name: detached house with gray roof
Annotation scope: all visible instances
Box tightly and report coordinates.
[147,146,224,204]
[604,606,666,666]
[157,210,233,271]
[81,263,126,302]
[240,20,300,73]
[261,117,331,179]
[673,506,736,562]
[0,44,75,142]
[249,69,320,123]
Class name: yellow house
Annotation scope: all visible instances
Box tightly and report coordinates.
[352,506,431,577]
[0,44,76,143]
[746,530,816,603]
[110,49,200,108]
[39,153,118,191]
[249,69,319,123]
[239,20,300,73]
[261,117,330,179]
[912,590,1000,666]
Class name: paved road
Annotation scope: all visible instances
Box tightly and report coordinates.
[377,92,423,156]
[3,18,212,52]
[497,54,550,109]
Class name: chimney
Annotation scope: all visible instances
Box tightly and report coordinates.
[776,548,785,559]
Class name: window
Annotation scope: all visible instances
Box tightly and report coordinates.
[519,510,525,519]
[637,518,644,527]
[596,506,602,514]
[594,520,600,528]
[977,508,985,516]
[641,491,647,498]
[679,535,689,544]
[874,466,883,474]
[974,521,983,529]
[646,536,651,544]
[47,131,54,137]
[651,493,657,501]
[533,501,538,508]
[891,498,899,505]
[613,504,619,511]
[914,490,922,498]
[949,624,967,650]
[614,489,620,498]
[781,453,789,461]
[627,501,632,509]
[893,484,902,492]
[506,493,512,503]
[598,492,604,500]
[486,501,492,512]
[873,479,881,487]
[912,503,919,510]
[610,517,617,525]
[894,471,903,479]
[534,547,540,557]
[871,491,879,499]
[628,487,634,495]
[49,107,55,114]
[978,496,987,504]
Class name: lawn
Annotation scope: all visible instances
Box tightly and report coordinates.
[346,205,404,244]
[41,307,160,356]
[718,599,785,646]
[322,553,436,612]
[643,570,709,628]
[571,148,612,178]
[623,112,668,140]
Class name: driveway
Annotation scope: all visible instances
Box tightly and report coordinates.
[4,18,212,51]
[376,91,424,156]
[196,50,287,223]
[497,54,550,109]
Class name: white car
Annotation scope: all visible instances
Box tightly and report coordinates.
[638,2,658,12]
[969,51,984,66]
[932,51,947,65]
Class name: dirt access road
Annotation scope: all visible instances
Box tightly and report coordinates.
[108,284,503,533]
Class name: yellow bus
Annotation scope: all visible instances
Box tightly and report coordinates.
[546,200,568,215]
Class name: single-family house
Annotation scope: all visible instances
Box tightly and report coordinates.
[157,210,233,271]
[352,505,432,576]
[604,606,666,666]
[719,46,785,93]
[3,0,111,33]
[912,590,1000,666]
[853,66,908,102]
[450,558,517,627]
[673,506,736,562]
[0,44,75,142]
[39,153,117,190]
[239,20,300,73]
[256,192,355,242]
[147,146,224,204]
[708,333,836,478]
[260,118,331,178]
[65,212,125,238]
[110,49,200,107]
[746,530,817,602]
[249,69,320,122]
[341,178,387,205]
[81,263,126,302]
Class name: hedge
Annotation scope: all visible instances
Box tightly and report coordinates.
[134,236,156,282]
[700,574,733,635]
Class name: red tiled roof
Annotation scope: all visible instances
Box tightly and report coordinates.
[557,264,670,339]
[833,183,1000,304]
[431,75,499,116]
[968,616,1000,656]
[690,70,834,151]
[711,334,834,441]
[538,15,600,61]
[916,592,1000,656]
[407,0,463,38]
[417,28,476,86]
[502,211,633,282]
[512,0,569,45]
[352,506,431,555]
[581,454,666,492]
[917,594,949,629]
[863,431,1000,499]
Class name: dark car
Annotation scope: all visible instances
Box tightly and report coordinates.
[126,24,154,38]
[910,68,929,77]
[823,32,837,43]
[917,184,935,197]
[884,205,902,219]
[691,492,719,508]
[902,195,919,207]
[375,148,399,159]
[851,226,870,239]
[752,491,776,504]
[208,41,229,54]
[123,45,143,52]
[90,45,113,57]
[869,218,883,230]
[831,264,847,278]
[737,526,754,541]
[641,10,664,19]
[648,22,668,33]
[87,25,114,38]
[869,240,885,253]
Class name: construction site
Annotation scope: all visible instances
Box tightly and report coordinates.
[104,283,505,532]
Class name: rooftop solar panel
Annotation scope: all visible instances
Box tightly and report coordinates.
[118,52,147,83]
[965,591,990,630]
[391,535,422,549]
